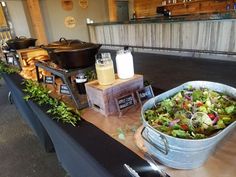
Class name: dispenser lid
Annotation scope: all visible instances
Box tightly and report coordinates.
[95,53,112,64]
[116,46,131,55]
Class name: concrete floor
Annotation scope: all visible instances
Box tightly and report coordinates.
[0,78,67,177]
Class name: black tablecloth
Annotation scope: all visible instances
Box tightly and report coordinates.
[2,73,54,152]
[4,73,159,177]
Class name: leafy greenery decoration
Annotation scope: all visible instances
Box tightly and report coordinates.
[0,60,80,126]
[23,79,80,126]
[0,60,19,80]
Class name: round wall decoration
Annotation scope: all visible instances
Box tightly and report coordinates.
[64,16,76,28]
[61,0,73,11]
[79,0,88,9]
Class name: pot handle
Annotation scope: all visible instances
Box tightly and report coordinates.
[141,126,169,155]
[18,36,27,39]
[59,37,68,43]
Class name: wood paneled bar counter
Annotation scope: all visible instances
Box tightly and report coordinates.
[88,12,236,59]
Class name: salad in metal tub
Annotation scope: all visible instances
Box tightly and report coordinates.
[141,81,236,169]
[144,86,236,139]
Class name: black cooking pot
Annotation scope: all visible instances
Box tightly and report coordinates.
[43,38,101,69]
[6,36,37,50]
[44,37,73,48]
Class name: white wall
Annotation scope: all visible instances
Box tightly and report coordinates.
[6,0,31,37]
[40,0,109,43]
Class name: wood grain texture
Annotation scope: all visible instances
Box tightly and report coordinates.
[85,74,143,116]
[26,0,48,45]
[0,5,7,27]
[88,20,236,53]
[165,0,234,16]
[108,0,117,21]
[134,0,162,17]
[134,0,234,17]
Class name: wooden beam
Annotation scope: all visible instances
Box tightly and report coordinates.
[0,5,7,27]
[26,0,48,45]
[108,0,117,22]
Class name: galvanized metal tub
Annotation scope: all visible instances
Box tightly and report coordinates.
[141,81,236,169]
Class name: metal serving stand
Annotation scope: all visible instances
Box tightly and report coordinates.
[35,61,93,109]
[2,49,22,70]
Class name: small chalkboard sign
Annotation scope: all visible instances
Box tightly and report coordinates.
[136,85,154,104]
[60,84,71,95]
[115,93,136,116]
[13,59,18,66]
[44,75,55,85]
[7,56,14,64]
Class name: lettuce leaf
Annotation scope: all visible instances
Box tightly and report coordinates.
[192,90,202,101]
[161,99,174,113]
[171,130,190,138]
[225,105,235,114]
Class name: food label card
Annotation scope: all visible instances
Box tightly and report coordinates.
[44,75,55,85]
[7,56,14,64]
[13,59,18,66]
[60,84,71,95]
[115,93,136,116]
[136,85,154,105]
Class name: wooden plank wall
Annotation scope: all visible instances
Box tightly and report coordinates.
[166,0,233,16]
[88,20,236,53]
[134,0,234,17]
[134,0,162,17]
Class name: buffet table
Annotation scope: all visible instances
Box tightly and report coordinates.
[2,51,236,177]
[2,73,158,177]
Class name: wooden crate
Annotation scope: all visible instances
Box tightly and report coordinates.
[16,48,48,66]
[85,74,143,116]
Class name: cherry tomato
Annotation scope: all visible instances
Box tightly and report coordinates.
[208,113,215,120]
[181,124,189,131]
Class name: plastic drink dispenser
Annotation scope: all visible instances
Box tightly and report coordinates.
[95,53,115,85]
[115,47,134,79]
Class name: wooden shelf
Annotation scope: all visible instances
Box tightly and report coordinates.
[134,0,233,20]
[158,0,220,7]
[156,0,232,16]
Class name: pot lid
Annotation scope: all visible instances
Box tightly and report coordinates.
[47,37,82,46]
[58,42,98,49]
[7,36,36,43]
[48,37,70,46]
[43,37,101,52]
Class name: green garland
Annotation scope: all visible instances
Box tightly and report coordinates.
[23,79,80,126]
[1,60,80,126]
[0,60,19,79]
